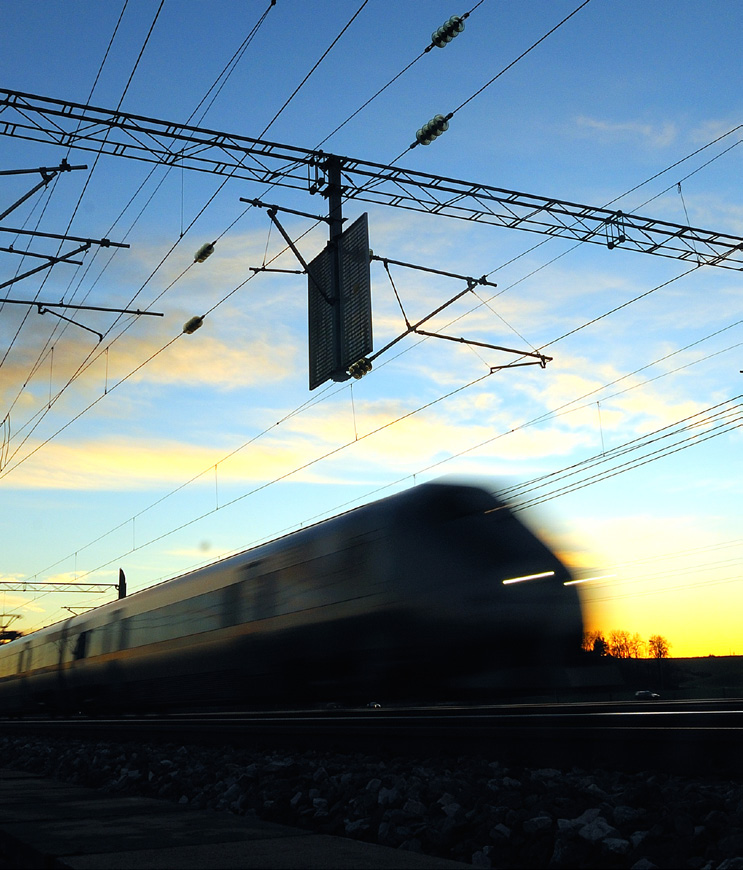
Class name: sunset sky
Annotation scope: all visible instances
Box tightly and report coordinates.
[0,0,741,658]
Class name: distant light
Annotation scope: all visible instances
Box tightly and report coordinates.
[183,315,204,334]
[502,571,555,585]
[564,574,615,586]
[194,242,215,263]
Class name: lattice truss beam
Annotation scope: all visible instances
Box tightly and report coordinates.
[0,582,115,594]
[1,89,741,270]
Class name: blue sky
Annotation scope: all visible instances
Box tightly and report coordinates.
[0,0,741,656]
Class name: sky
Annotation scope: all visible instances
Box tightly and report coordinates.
[0,0,741,658]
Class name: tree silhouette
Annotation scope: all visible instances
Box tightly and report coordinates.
[628,633,646,658]
[648,634,671,659]
[584,630,671,658]
[582,630,608,655]
[608,629,632,658]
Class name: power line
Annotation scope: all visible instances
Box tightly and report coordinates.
[259,0,370,138]
[401,0,594,156]
[315,0,488,149]
[276,319,743,530]
[8,167,741,581]
[40,366,499,594]
[506,399,743,512]
[187,0,277,127]
[0,5,283,463]
[0,0,163,443]
[6,6,740,619]
[451,0,594,118]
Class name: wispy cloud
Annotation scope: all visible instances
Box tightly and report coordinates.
[574,116,678,149]
[4,432,332,491]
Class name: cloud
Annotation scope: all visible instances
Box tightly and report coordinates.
[689,118,743,147]
[0,307,300,426]
[0,590,49,615]
[4,432,330,491]
[574,116,677,149]
[123,329,298,391]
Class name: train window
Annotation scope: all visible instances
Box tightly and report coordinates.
[73,632,88,660]
[221,582,242,628]
[123,589,224,648]
[254,573,277,621]
[99,619,118,656]
[119,616,130,651]
[0,648,11,678]
[89,626,105,657]
[35,639,56,669]
[18,644,31,674]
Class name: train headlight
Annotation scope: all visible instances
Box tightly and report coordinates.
[502,571,555,585]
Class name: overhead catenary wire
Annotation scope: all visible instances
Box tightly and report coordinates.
[448,0,593,119]
[0,0,397,471]
[498,396,743,504]
[4,28,740,456]
[62,0,165,305]
[396,0,594,159]
[315,0,487,149]
[186,0,276,128]
[0,2,281,460]
[9,141,741,579]
[0,0,163,433]
[23,305,743,604]
[576,555,743,594]
[7,5,743,620]
[259,0,370,139]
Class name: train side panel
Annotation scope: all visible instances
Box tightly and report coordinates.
[0,483,585,712]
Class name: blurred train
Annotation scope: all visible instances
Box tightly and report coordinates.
[0,482,584,714]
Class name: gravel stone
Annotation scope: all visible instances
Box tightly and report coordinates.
[523,815,552,833]
[0,735,741,868]
[579,815,619,843]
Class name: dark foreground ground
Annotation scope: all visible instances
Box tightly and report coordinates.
[0,734,741,869]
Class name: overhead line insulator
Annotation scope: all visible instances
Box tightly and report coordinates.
[194,242,215,263]
[183,315,204,334]
[347,357,372,380]
[431,15,465,48]
[415,114,450,146]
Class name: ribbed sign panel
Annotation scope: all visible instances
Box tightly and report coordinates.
[308,213,372,390]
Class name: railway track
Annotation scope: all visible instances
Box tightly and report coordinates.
[1,700,741,868]
[2,700,741,776]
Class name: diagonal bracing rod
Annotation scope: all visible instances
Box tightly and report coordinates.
[0,159,87,220]
[0,243,90,291]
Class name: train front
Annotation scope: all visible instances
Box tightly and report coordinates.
[389,482,584,699]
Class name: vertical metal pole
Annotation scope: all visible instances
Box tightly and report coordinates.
[324,156,347,381]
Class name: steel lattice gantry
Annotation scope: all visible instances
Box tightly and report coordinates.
[0,582,116,594]
[1,88,741,270]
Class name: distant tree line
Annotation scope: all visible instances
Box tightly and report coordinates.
[582,629,671,659]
